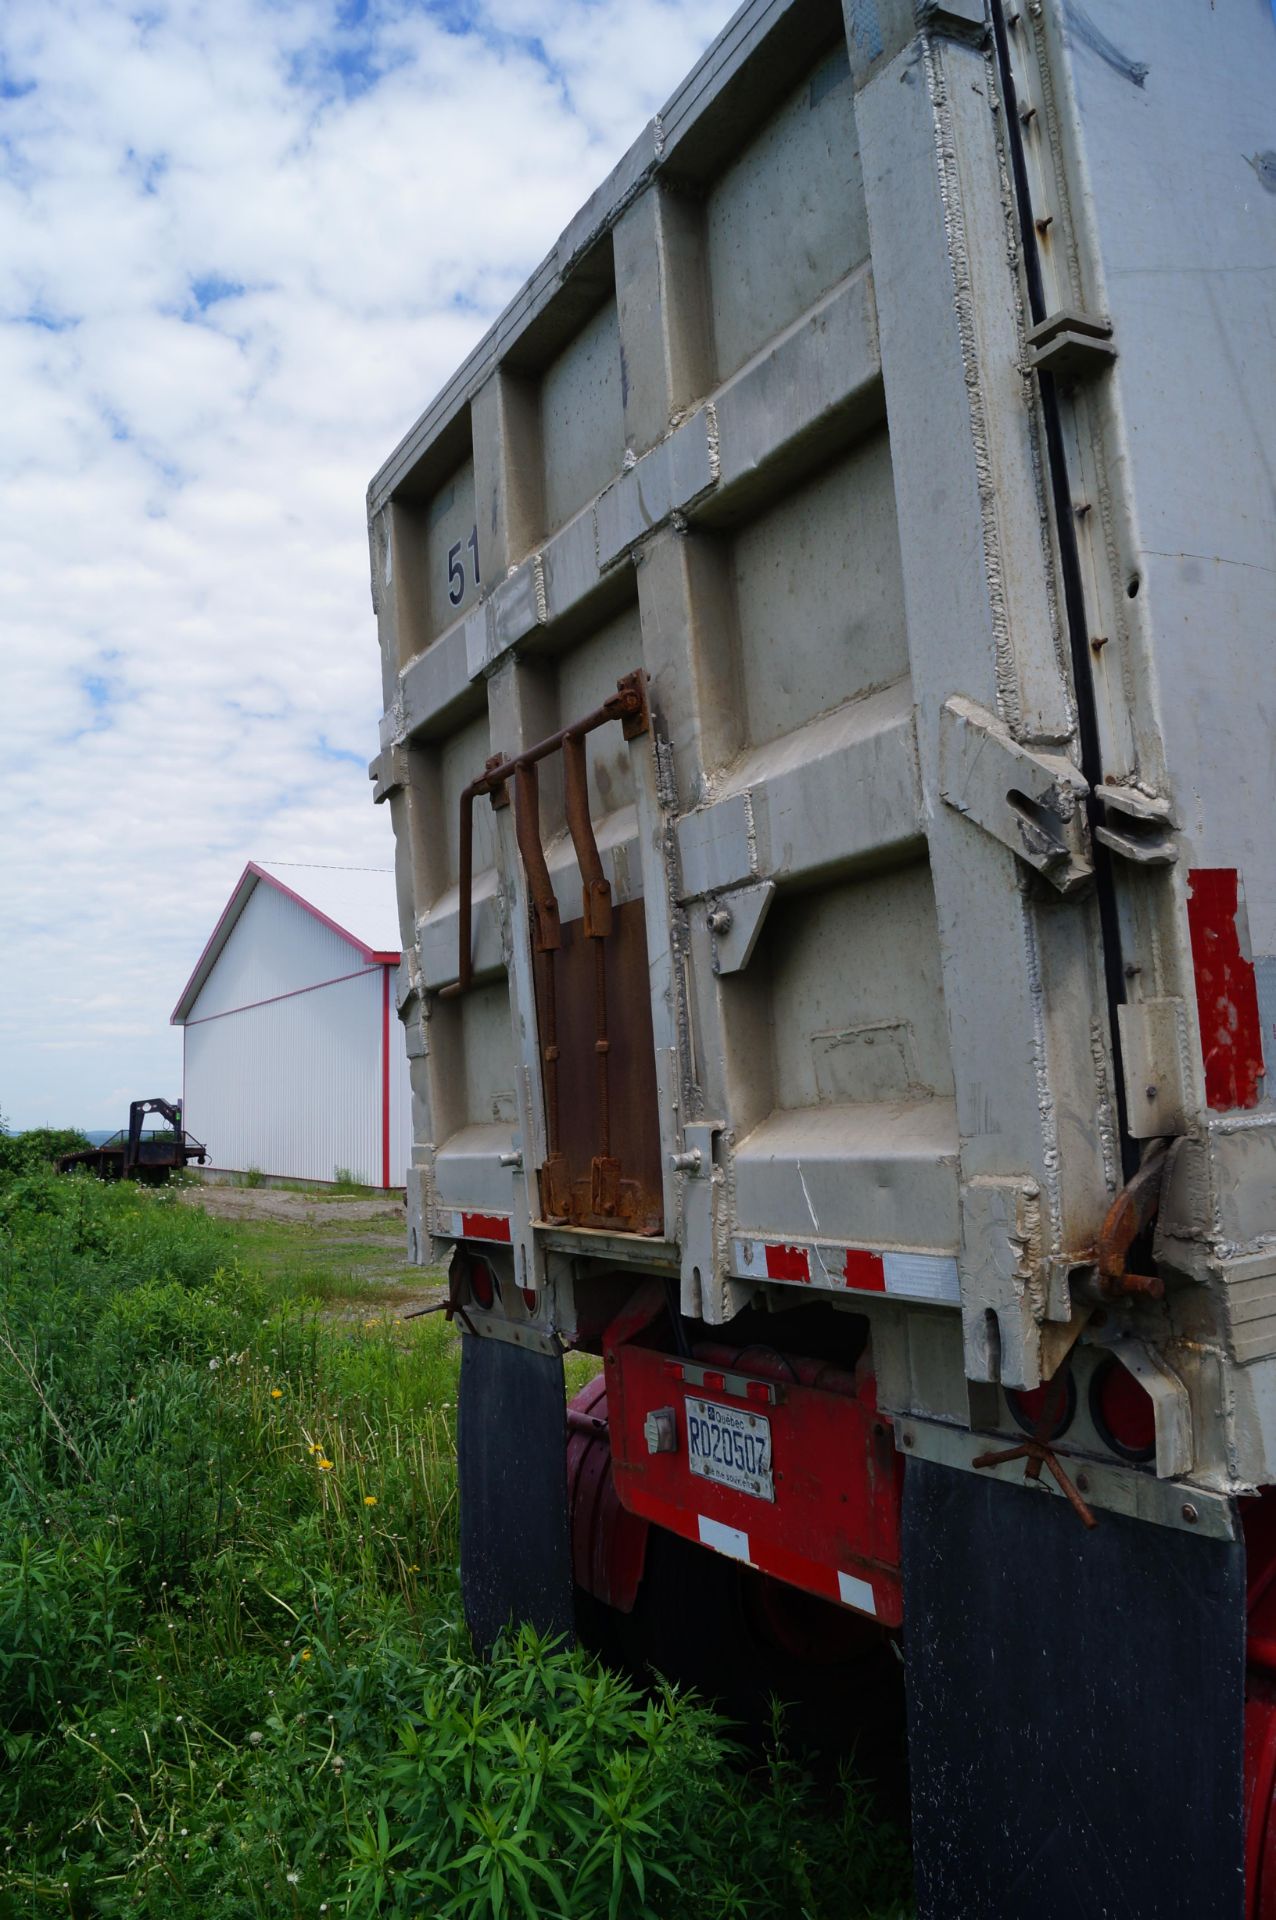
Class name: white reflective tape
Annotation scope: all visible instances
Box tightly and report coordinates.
[882,1251,960,1304]
[698,1515,752,1564]
[730,1238,770,1277]
[837,1570,877,1615]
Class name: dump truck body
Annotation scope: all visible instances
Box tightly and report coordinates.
[368,2,1276,1911]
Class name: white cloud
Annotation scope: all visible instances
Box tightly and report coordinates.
[0,0,733,1128]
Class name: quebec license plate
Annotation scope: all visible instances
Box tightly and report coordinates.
[685,1396,774,1502]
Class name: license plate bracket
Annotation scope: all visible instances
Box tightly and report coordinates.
[685,1395,774,1501]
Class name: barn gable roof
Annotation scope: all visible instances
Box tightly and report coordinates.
[171,861,400,1024]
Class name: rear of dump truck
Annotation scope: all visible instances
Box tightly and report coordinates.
[366,2,1276,1912]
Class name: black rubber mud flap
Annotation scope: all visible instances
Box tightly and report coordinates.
[903,1459,1245,1920]
[458,1331,573,1658]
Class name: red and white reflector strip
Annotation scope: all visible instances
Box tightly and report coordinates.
[730,1236,959,1305]
[695,1514,880,1618]
[437,1210,513,1245]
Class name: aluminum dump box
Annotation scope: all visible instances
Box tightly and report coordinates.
[369,5,1276,1906]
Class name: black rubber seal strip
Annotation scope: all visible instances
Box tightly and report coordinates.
[990,0,1138,1181]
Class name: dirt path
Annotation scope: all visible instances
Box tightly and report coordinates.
[179,1183,448,1319]
[180,1184,406,1228]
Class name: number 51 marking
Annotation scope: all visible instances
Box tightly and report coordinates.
[447,525,481,607]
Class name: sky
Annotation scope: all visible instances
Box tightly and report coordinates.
[0,0,733,1129]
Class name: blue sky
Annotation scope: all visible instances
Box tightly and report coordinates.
[0,0,732,1128]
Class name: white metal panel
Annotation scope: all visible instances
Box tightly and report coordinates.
[188,879,371,1022]
[254,862,400,957]
[391,989,412,1188]
[184,969,384,1184]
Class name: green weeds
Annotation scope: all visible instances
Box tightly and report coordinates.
[0,1164,910,1918]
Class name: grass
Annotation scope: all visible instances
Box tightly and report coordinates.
[218,1211,418,1305]
[0,1153,912,1919]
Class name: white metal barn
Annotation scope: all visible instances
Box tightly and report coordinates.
[171,862,411,1188]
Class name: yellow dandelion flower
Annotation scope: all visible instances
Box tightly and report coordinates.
[318,1458,334,1471]
[300,1649,312,1662]
[270,1389,283,1400]
[363,1495,378,1507]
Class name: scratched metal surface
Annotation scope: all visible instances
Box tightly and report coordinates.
[367,0,1276,1511]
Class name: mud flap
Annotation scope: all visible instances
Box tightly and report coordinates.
[458,1331,573,1657]
[903,1459,1245,1920]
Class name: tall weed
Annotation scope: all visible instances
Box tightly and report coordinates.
[0,1167,911,1918]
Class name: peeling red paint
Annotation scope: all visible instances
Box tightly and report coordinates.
[460,1212,512,1243]
[1187,868,1266,1111]
[843,1247,887,1291]
[764,1243,811,1283]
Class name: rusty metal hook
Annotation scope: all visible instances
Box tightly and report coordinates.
[972,1437,1098,1529]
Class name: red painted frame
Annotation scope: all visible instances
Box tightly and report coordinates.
[604,1333,904,1625]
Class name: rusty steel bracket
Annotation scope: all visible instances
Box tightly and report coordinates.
[439,670,649,1001]
[515,761,561,954]
[1095,1141,1169,1300]
[439,670,652,1233]
[971,1437,1098,1529]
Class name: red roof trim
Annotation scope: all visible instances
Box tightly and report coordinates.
[171,862,399,1024]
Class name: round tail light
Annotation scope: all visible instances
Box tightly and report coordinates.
[1089,1356,1156,1463]
[469,1258,495,1310]
[1006,1369,1076,1442]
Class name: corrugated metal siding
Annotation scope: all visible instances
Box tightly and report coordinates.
[390,988,412,1187]
[185,970,384,1183]
[254,863,400,955]
[188,880,367,1022]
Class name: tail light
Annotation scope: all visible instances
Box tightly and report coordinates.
[1089,1356,1156,1463]
[1006,1370,1076,1442]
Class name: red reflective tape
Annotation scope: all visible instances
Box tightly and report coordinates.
[460,1212,512,1243]
[843,1248,886,1291]
[764,1243,811,1283]
[1187,868,1265,1111]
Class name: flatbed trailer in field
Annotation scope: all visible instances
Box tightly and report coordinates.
[366,3,1276,1912]
[57,1098,208,1184]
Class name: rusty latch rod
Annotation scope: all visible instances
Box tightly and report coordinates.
[439,671,649,1001]
[1094,1141,1168,1300]
[972,1436,1097,1529]
[562,730,617,1199]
